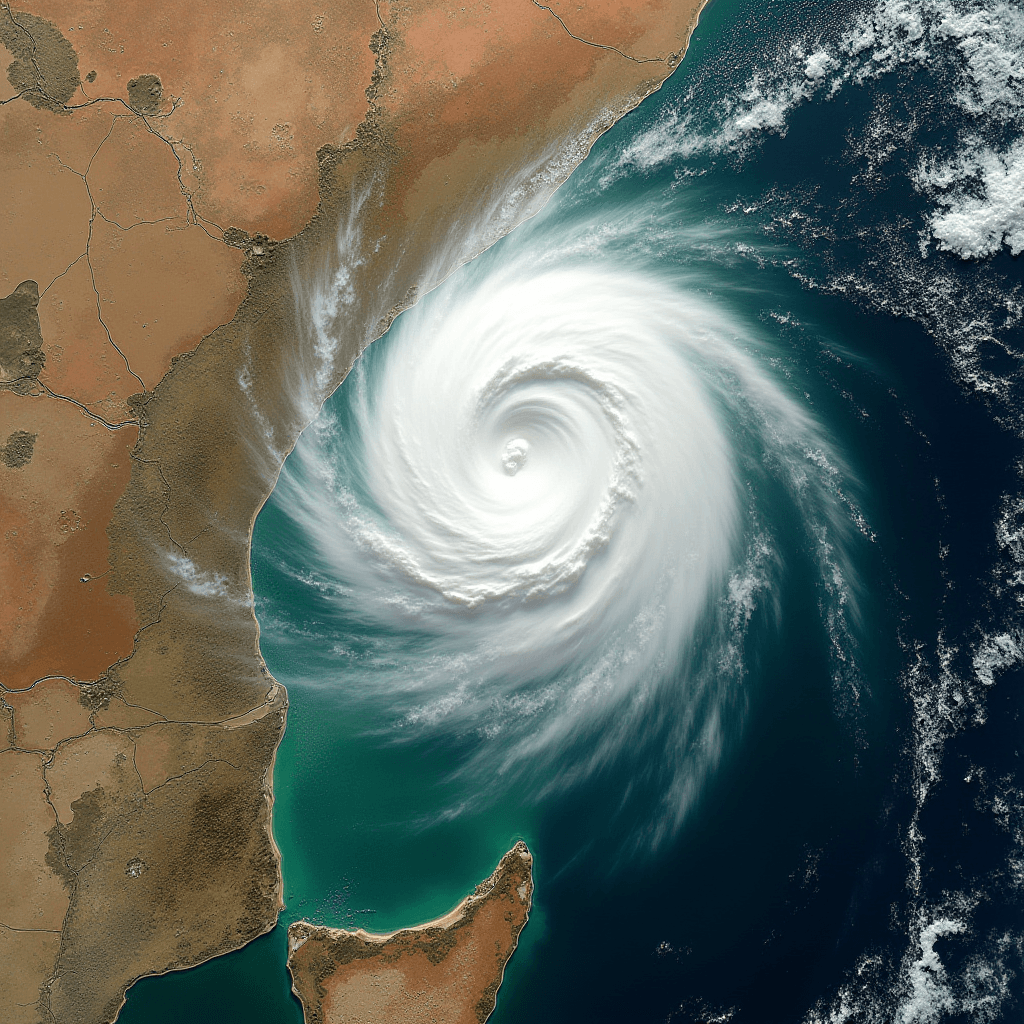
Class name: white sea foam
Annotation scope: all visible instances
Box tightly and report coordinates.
[805,611,1024,1024]
[899,912,969,1024]
[805,896,1020,1024]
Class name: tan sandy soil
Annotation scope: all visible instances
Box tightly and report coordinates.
[0,38,16,100]
[0,749,68,929]
[23,0,380,238]
[88,217,246,388]
[288,843,534,1024]
[0,698,14,749]
[4,677,92,750]
[37,257,137,422]
[46,729,139,824]
[0,926,62,1024]
[90,696,165,731]
[0,0,706,1020]
[0,100,99,294]
[86,115,187,226]
[0,391,138,688]
[132,721,256,792]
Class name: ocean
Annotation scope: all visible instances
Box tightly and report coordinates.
[121,0,1024,1020]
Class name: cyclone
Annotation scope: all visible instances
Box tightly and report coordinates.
[249,0,1024,1016]
[272,203,862,842]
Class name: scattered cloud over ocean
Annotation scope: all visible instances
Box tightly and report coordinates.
[604,0,1024,261]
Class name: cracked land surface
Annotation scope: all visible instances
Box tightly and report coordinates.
[0,0,706,1021]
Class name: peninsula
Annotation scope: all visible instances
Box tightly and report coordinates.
[287,843,534,1024]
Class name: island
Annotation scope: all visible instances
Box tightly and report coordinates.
[287,843,534,1024]
[0,0,706,1020]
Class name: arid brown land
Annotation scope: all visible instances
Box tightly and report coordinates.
[0,1,706,1021]
[288,842,534,1024]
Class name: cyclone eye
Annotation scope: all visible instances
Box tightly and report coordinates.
[501,438,530,475]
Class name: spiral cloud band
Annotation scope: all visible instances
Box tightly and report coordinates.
[274,211,861,839]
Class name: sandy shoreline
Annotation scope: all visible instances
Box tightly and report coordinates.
[1,1,710,1020]
[286,844,534,1024]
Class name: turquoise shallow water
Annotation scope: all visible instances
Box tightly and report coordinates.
[123,0,1024,1020]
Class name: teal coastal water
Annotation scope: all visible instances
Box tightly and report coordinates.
[122,0,1024,1020]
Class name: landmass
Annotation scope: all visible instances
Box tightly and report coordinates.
[287,843,534,1024]
[0,0,706,1021]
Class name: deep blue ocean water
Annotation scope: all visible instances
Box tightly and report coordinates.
[121,0,1024,1021]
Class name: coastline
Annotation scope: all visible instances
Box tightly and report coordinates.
[286,843,534,1024]
[253,0,711,974]
[1,1,712,1020]
[255,0,713,1014]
